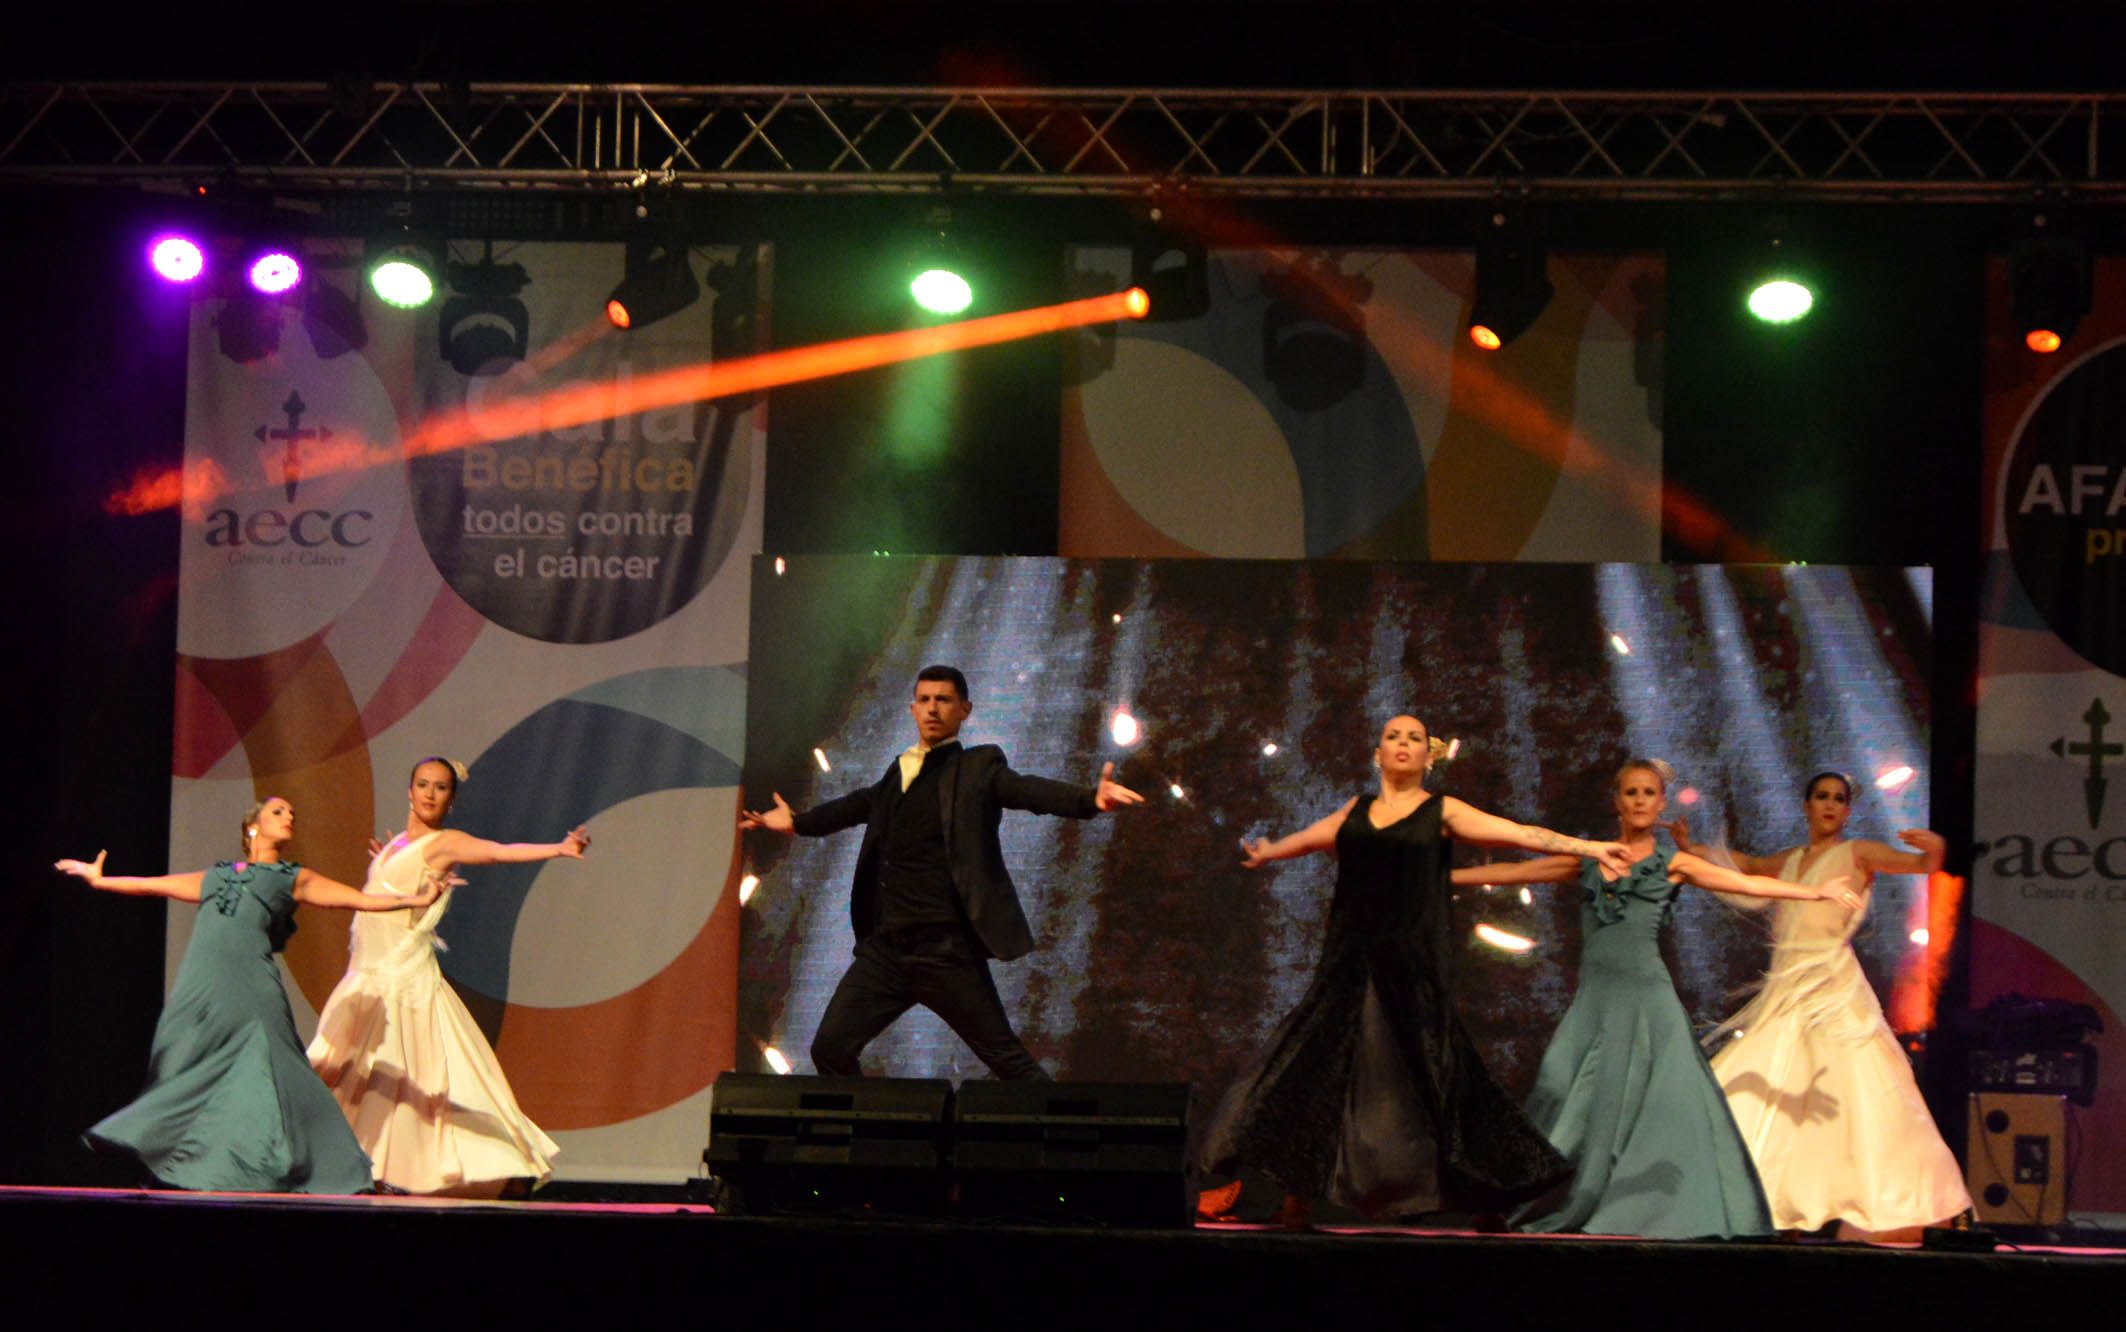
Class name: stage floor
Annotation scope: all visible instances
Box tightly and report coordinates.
[7,1183,2122,1320]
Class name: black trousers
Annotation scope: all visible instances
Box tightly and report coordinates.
[810,933,1048,1081]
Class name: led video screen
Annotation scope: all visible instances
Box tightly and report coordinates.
[739,557,1932,1112]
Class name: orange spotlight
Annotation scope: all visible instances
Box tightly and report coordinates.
[606,299,633,330]
[1123,286,1151,319]
[2026,328,2062,354]
[1468,324,1503,351]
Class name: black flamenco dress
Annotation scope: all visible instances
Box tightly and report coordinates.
[1198,795,1569,1215]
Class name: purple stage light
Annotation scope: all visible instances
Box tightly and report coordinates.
[148,235,205,284]
[248,251,302,295]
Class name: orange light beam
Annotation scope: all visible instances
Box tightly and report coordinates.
[1889,870,1966,1034]
[402,287,1150,459]
[104,288,1149,517]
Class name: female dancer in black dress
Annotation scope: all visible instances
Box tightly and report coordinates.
[1197,715,1634,1220]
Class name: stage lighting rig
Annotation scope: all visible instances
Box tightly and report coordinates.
[1131,215,1209,323]
[216,289,283,364]
[606,236,700,331]
[1467,213,1553,351]
[147,233,207,285]
[1261,254,1373,412]
[2009,216,2089,355]
[247,247,303,296]
[1745,227,1815,325]
[366,231,445,310]
[439,241,532,376]
[905,206,975,317]
[302,274,369,359]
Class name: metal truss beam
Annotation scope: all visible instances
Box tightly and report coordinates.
[8,83,2126,202]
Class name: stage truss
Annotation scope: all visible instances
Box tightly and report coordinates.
[6,83,2126,201]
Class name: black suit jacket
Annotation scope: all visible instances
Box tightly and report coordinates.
[790,742,1098,961]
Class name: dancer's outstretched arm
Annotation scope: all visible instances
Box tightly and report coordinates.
[1669,851,1861,908]
[1240,799,1357,869]
[53,852,204,902]
[1448,856,1581,888]
[1668,817,1787,877]
[429,826,590,868]
[53,852,451,912]
[742,787,877,838]
[1438,798,1636,876]
[295,867,455,911]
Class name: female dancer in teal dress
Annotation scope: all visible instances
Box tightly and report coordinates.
[1198,715,1636,1222]
[55,794,448,1193]
[1455,759,1860,1238]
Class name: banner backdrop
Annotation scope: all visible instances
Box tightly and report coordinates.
[167,240,765,1182]
[1060,248,1663,560]
[1976,257,2126,1213]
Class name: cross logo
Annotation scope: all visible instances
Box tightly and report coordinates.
[253,390,332,501]
[2049,697,2123,830]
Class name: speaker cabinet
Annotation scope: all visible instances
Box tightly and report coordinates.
[1966,1092,2067,1225]
[953,1080,1193,1228]
[706,1073,952,1216]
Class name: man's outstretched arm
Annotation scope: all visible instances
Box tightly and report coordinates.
[741,786,874,837]
[995,760,1144,817]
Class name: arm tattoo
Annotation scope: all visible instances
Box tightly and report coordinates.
[1525,826,1583,854]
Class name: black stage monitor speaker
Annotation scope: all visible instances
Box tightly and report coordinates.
[706,1073,952,1217]
[953,1080,1193,1228]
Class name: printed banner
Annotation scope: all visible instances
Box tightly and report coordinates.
[1061,248,1663,560]
[1975,256,2126,1213]
[168,239,766,1181]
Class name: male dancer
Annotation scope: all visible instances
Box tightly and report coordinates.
[741,664,1143,1079]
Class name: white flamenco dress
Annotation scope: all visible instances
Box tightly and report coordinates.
[306,832,559,1194]
[1705,842,1970,1232]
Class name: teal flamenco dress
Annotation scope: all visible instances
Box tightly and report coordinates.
[85,861,374,1193]
[1514,832,1772,1238]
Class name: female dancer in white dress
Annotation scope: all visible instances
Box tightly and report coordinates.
[1691,770,1971,1239]
[306,757,589,1195]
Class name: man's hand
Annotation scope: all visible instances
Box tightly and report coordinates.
[1093,762,1145,813]
[740,793,798,835]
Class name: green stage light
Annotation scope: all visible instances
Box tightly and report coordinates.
[365,232,444,310]
[370,257,436,308]
[1747,277,1814,324]
[910,267,973,315]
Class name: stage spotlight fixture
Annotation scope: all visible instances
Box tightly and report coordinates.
[2009,228,2089,355]
[606,237,699,331]
[216,292,282,364]
[1747,278,1814,324]
[911,266,974,316]
[248,249,303,296]
[302,276,369,359]
[439,242,532,377]
[1467,217,1553,351]
[1745,236,1814,324]
[1131,223,1209,322]
[906,206,974,317]
[148,233,206,284]
[1261,255,1373,412]
[366,232,444,310]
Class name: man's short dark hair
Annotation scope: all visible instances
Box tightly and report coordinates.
[915,664,969,702]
